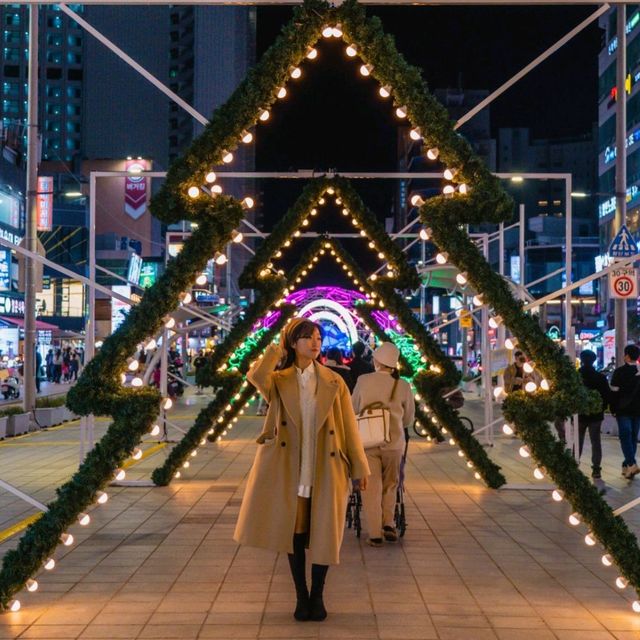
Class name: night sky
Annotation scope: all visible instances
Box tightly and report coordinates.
[253,4,601,285]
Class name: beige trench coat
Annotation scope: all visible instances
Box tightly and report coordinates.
[233,344,370,565]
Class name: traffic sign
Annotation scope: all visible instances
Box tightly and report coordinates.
[608,224,638,258]
[459,310,473,329]
[609,267,638,299]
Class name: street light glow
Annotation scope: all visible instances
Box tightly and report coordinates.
[571,192,588,198]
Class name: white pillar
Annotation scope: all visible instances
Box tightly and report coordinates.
[481,235,493,445]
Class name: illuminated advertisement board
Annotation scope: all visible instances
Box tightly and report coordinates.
[0,189,22,231]
[139,261,159,289]
[111,285,131,334]
[127,253,143,285]
[36,176,53,231]
[0,250,10,291]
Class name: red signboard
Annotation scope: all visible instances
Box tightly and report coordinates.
[124,159,148,220]
[36,176,53,231]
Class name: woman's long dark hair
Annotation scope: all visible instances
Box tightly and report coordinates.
[278,319,323,370]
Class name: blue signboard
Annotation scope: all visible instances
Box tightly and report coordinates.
[0,249,10,291]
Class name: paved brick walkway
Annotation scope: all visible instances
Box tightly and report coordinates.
[0,392,639,639]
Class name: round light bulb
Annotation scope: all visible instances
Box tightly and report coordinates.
[183,460,190,468]
[241,131,253,144]
[419,228,430,241]
[525,381,537,393]
[222,151,233,163]
[78,513,90,526]
[242,196,254,209]
[379,85,391,98]
[551,489,563,502]
[360,64,372,76]
[523,362,534,373]
[519,446,530,458]
[259,109,270,122]
[181,292,192,304]
[97,491,108,504]
[473,294,484,306]
[444,168,456,180]
[346,44,357,57]
[277,87,287,99]
[427,147,439,160]
[132,447,142,460]
[174,471,181,479]
[459,184,469,194]
[493,387,504,400]
[150,424,160,437]
[322,26,333,38]
[616,576,629,589]
[540,379,550,391]
[163,397,173,410]
[306,47,318,60]
[409,128,421,141]
[569,513,581,526]
[502,423,513,435]
[26,579,38,592]
[114,468,125,481]
[395,106,407,118]
[290,67,302,79]
[8,599,20,612]
[632,600,640,613]
[457,450,464,458]
[131,377,143,388]
[195,274,207,286]
[212,184,223,194]
[435,252,448,265]
[411,194,425,207]
[61,532,74,546]
[44,558,55,570]
[332,25,343,37]
[187,186,200,199]
[489,317,500,329]
[164,317,175,329]
[504,338,516,350]
[443,185,455,195]
[190,449,197,457]
[584,533,596,546]
[601,554,613,566]
[533,467,545,480]
[205,171,217,183]
[214,252,227,265]
[128,359,139,371]
[456,272,467,285]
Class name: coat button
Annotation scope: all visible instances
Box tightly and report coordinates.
[281,420,287,426]
[330,451,335,457]
[329,430,335,435]
[281,442,286,447]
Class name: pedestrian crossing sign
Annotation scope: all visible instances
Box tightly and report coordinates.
[608,224,638,258]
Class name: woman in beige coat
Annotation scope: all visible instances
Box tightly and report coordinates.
[234,318,370,622]
[351,342,415,546]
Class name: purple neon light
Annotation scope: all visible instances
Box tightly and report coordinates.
[260,286,398,332]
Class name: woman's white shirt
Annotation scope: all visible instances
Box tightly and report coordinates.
[296,363,317,497]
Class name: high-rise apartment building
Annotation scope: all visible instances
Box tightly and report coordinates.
[1,4,84,163]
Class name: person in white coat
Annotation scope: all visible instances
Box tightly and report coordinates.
[351,342,415,546]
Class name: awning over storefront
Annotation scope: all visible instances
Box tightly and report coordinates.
[0,317,59,331]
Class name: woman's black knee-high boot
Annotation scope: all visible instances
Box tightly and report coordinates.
[287,533,309,621]
[309,564,328,621]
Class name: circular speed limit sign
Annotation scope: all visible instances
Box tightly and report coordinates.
[610,268,638,299]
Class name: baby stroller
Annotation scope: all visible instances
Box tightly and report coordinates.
[346,429,409,539]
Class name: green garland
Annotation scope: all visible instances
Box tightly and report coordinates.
[0,198,244,608]
[427,219,640,597]
[239,177,419,290]
[206,384,257,443]
[152,306,294,485]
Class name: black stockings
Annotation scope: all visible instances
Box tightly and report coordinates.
[287,532,329,621]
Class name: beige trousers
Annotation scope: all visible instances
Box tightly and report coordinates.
[361,447,403,537]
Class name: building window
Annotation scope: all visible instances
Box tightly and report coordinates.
[47,15,62,29]
[4,14,20,27]
[538,200,548,207]
[553,200,561,206]
[66,87,81,99]
[3,47,22,63]
[60,280,84,317]
[46,51,62,65]
[2,99,20,114]
[46,86,62,98]
[67,35,81,47]
[2,81,19,97]
[46,34,63,47]
[66,52,81,65]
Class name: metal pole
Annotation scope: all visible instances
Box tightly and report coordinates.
[481,235,493,445]
[226,243,232,307]
[23,5,38,419]
[420,239,426,323]
[160,329,168,441]
[519,204,526,301]
[86,173,97,452]
[565,174,574,361]
[615,4,628,365]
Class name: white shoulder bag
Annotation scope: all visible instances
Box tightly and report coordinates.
[356,378,398,449]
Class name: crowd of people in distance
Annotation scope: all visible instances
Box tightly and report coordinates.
[44,346,84,385]
[503,344,640,480]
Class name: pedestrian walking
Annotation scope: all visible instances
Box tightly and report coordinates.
[324,347,355,392]
[348,341,374,382]
[351,342,414,547]
[577,350,610,479]
[45,349,54,382]
[610,344,640,479]
[53,350,63,384]
[234,318,369,622]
